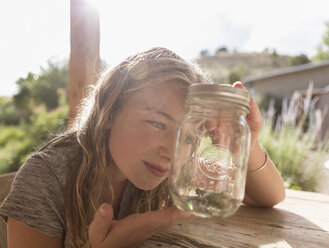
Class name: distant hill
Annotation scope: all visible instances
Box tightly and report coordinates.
[194,50,292,84]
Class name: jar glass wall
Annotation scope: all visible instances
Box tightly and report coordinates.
[169,84,251,218]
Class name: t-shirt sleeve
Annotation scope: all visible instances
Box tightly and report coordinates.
[0,153,65,238]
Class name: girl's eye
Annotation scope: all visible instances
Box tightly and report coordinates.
[147,121,166,130]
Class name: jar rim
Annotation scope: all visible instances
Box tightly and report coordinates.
[187,84,250,109]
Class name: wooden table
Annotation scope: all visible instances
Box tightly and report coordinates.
[140,190,329,248]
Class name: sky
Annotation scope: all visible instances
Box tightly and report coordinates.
[1,0,329,97]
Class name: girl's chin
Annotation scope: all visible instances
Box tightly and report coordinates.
[133,179,165,191]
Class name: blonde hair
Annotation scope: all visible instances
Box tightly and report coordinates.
[52,47,206,247]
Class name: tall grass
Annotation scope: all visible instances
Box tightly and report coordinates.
[259,83,329,191]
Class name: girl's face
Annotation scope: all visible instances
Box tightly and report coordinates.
[108,80,188,190]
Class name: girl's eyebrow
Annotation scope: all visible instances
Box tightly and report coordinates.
[144,107,175,122]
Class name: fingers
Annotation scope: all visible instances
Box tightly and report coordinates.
[101,206,192,248]
[232,81,254,108]
[88,203,114,247]
[232,82,263,148]
[149,206,192,227]
[123,206,191,233]
[232,81,257,113]
[232,81,245,89]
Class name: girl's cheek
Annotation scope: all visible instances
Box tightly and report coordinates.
[138,129,164,148]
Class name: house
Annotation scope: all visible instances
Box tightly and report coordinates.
[242,60,329,141]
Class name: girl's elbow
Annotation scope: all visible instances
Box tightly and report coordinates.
[277,188,286,204]
[266,189,286,208]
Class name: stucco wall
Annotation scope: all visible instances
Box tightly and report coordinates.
[245,65,329,98]
[243,63,329,141]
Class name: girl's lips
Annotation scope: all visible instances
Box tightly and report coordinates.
[144,161,169,177]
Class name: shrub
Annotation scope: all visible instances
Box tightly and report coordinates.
[0,89,68,174]
[28,103,68,144]
[0,139,34,174]
[0,97,20,125]
[226,63,249,83]
[259,83,328,191]
[0,126,27,147]
[259,121,327,191]
[289,54,310,66]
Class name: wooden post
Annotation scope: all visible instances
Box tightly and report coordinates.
[69,0,100,123]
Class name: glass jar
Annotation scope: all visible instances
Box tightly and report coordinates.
[169,84,251,218]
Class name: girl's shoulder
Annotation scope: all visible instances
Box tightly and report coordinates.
[30,138,81,186]
[0,136,81,238]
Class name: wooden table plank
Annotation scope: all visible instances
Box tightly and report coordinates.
[139,190,329,248]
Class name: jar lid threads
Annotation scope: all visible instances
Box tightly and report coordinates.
[186,84,250,109]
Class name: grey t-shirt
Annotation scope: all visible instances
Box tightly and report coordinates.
[0,144,138,247]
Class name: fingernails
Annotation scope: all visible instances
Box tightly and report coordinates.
[99,206,106,217]
[99,204,112,217]
[233,81,244,88]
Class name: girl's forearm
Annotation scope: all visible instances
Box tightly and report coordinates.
[243,142,286,207]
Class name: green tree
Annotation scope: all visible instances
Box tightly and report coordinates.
[0,59,69,174]
[226,63,249,83]
[13,60,68,113]
[32,61,68,108]
[13,72,36,121]
[216,46,228,54]
[0,89,68,174]
[0,97,20,125]
[313,22,329,61]
[271,48,278,57]
[200,49,209,57]
[227,71,240,83]
[289,54,310,66]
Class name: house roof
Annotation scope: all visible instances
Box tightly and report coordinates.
[242,59,329,84]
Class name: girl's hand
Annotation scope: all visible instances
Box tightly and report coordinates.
[232,82,286,207]
[232,82,263,150]
[88,203,191,248]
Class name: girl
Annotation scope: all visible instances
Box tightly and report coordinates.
[0,47,285,248]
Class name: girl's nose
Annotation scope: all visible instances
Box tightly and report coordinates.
[158,132,176,162]
[158,146,171,162]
